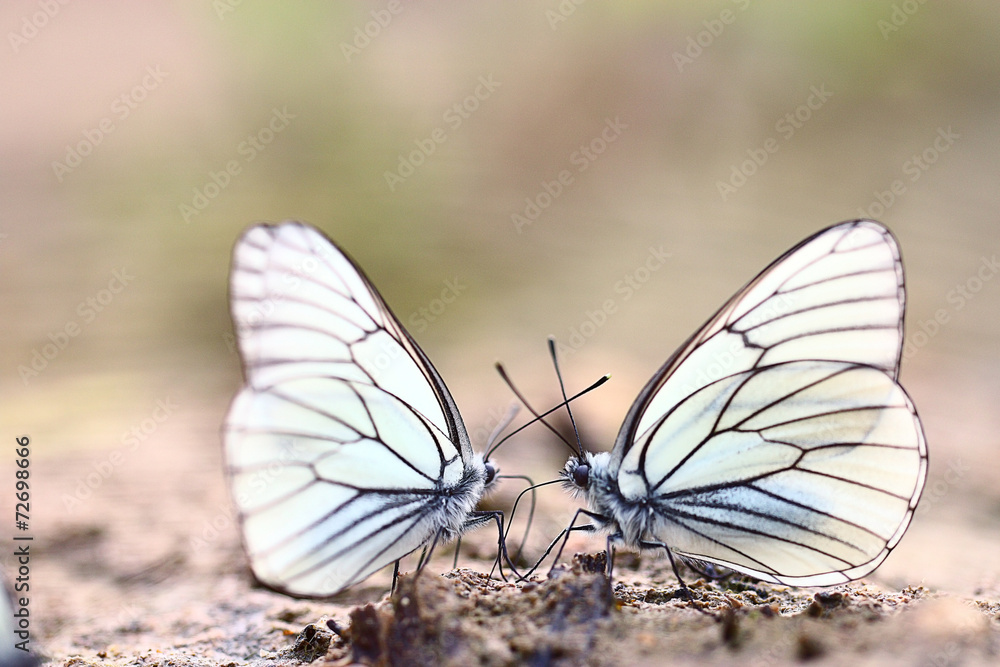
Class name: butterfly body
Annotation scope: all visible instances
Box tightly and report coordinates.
[562,451,652,548]
[429,453,497,543]
[557,220,927,587]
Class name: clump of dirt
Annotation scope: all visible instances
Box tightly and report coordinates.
[340,558,614,666]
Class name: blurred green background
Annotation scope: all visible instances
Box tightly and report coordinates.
[2,1,998,596]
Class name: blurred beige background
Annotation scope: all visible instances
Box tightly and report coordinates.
[2,0,998,615]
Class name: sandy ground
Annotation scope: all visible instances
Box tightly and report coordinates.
[19,406,1000,667]
[27,543,1000,666]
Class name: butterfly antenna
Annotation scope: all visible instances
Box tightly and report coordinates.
[547,336,585,459]
[486,363,610,459]
[489,362,573,456]
[495,473,537,564]
[501,477,565,570]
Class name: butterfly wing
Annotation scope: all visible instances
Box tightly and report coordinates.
[613,220,927,584]
[615,220,905,465]
[632,360,926,584]
[224,222,477,598]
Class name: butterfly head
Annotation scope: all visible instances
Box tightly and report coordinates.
[483,459,499,488]
[559,452,591,497]
[471,452,500,494]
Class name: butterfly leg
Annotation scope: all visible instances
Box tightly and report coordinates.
[452,536,463,570]
[520,527,566,579]
[390,560,400,595]
[544,508,606,577]
[599,534,623,597]
[463,510,513,582]
[638,539,691,601]
[605,534,618,582]
[521,523,588,579]
[416,534,441,572]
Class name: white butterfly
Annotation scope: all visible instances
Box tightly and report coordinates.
[224,221,501,598]
[557,220,928,587]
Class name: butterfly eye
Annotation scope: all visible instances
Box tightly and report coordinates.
[484,461,498,485]
[572,463,590,488]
